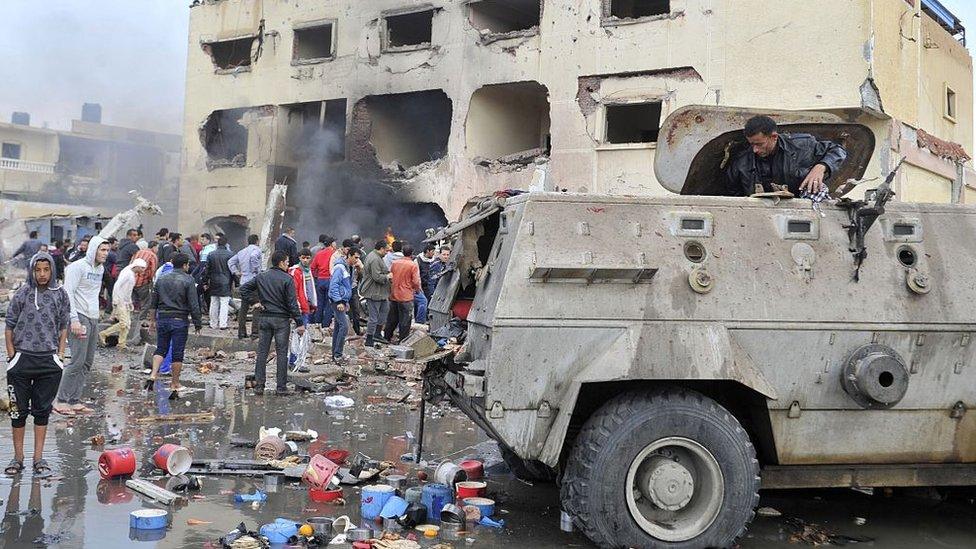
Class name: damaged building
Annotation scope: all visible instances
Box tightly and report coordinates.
[0,105,182,236]
[180,0,974,235]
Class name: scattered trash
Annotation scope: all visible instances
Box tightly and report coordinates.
[134,412,216,424]
[459,459,484,480]
[854,517,867,526]
[324,395,355,408]
[234,489,268,503]
[259,518,299,544]
[362,484,396,520]
[456,480,487,499]
[421,484,452,522]
[98,448,136,479]
[186,518,212,526]
[153,444,192,476]
[255,436,286,461]
[786,517,874,545]
[478,515,505,529]
[90,434,106,447]
[125,479,188,505]
[129,509,168,530]
[433,461,467,487]
[757,506,783,517]
[302,454,340,490]
[461,497,495,518]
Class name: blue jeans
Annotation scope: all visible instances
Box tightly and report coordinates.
[413,290,428,323]
[154,317,189,362]
[316,279,334,328]
[331,301,349,358]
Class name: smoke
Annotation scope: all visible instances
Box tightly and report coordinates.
[284,127,448,248]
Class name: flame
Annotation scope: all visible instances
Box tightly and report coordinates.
[384,227,396,246]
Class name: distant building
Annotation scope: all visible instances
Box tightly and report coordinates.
[179,0,974,236]
[0,105,181,231]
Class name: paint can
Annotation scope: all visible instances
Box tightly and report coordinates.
[153,444,192,476]
[307,517,334,535]
[420,483,452,522]
[360,484,395,520]
[98,448,137,480]
[129,508,168,530]
[385,474,407,491]
[404,486,423,504]
[302,454,340,490]
[440,503,465,525]
[433,461,467,488]
[455,481,487,500]
[459,459,484,480]
[461,497,495,518]
[128,527,166,542]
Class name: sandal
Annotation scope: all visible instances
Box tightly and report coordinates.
[53,405,75,417]
[32,459,52,478]
[5,459,24,476]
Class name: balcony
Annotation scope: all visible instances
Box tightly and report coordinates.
[0,157,56,174]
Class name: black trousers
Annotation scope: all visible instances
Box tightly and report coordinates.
[6,352,63,428]
[238,299,259,338]
[349,289,363,335]
[254,316,291,391]
[383,300,413,342]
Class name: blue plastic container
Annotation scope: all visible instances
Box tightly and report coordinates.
[129,509,168,530]
[420,483,452,522]
[259,518,299,544]
[379,495,409,519]
[361,484,395,520]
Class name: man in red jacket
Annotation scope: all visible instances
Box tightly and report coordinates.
[288,248,316,372]
[309,236,335,329]
[384,244,421,343]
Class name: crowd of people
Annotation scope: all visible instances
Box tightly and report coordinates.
[3,223,452,475]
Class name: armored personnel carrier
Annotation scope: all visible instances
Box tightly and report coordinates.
[425,106,976,548]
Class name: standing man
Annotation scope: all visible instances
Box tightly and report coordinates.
[145,254,202,400]
[66,237,89,263]
[4,251,70,476]
[98,258,147,351]
[724,115,847,197]
[204,237,234,330]
[116,229,140,269]
[383,240,404,270]
[229,234,262,339]
[180,234,199,268]
[309,234,329,256]
[128,243,158,348]
[328,247,360,362]
[274,227,299,267]
[198,233,216,263]
[309,235,336,328]
[360,240,392,348]
[240,251,305,396]
[101,237,119,315]
[430,245,452,286]
[385,245,421,343]
[9,231,43,267]
[154,228,170,260]
[288,248,316,372]
[54,236,110,416]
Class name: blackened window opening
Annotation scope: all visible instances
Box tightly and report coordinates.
[206,37,255,69]
[609,0,670,19]
[605,102,662,144]
[468,0,541,33]
[294,24,334,60]
[385,11,434,48]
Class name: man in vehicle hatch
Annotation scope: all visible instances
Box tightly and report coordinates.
[724,115,848,198]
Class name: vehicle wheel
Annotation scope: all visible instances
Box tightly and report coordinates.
[561,388,760,548]
[499,443,557,483]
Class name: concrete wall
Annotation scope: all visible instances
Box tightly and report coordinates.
[180,0,974,235]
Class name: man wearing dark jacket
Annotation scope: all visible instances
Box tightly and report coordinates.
[116,229,141,268]
[274,227,299,267]
[146,253,202,400]
[204,237,234,329]
[724,115,847,197]
[240,250,305,395]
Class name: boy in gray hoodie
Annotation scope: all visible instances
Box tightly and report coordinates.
[54,235,109,415]
[4,252,70,476]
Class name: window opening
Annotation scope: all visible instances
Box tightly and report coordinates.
[605,102,662,144]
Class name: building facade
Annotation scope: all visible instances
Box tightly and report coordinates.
[0,107,181,232]
[180,0,974,237]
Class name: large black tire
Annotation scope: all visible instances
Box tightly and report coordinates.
[561,388,760,548]
[499,443,557,483]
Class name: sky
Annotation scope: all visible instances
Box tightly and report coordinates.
[0,1,973,138]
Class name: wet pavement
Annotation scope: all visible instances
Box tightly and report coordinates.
[0,335,974,548]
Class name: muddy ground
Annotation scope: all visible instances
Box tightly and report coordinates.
[0,331,973,548]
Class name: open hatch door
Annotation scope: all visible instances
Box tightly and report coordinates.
[655,105,875,196]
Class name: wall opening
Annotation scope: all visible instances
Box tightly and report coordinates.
[206,215,250,250]
[203,37,255,70]
[293,22,335,62]
[384,10,434,50]
[945,85,957,121]
[284,99,348,164]
[468,0,541,34]
[200,108,250,168]
[357,90,452,170]
[2,143,22,160]
[466,81,550,161]
[607,0,670,19]
[605,102,662,144]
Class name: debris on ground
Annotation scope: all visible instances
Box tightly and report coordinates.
[786,517,874,545]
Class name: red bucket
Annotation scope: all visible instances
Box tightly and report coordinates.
[98,448,136,479]
[153,444,192,476]
[455,481,487,500]
[302,454,340,490]
[459,459,484,480]
[309,487,344,503]
[324,449,350,465]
